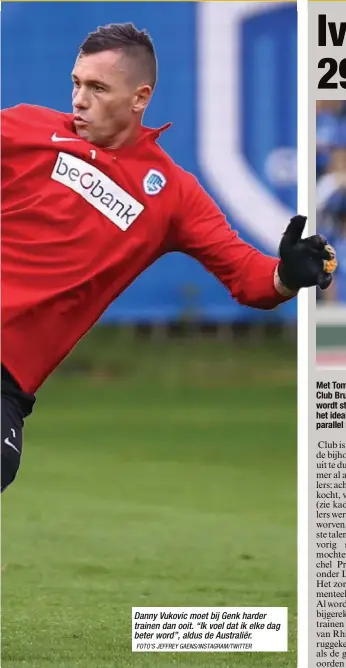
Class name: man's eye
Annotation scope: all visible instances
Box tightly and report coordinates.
[93,84,105,92]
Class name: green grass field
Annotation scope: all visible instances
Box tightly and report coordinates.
[2,334,297,668]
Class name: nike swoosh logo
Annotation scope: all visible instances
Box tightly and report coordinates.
[51,133,81,143]
[4,437,20,454]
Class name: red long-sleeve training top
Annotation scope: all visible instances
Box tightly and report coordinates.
[1,104,290,393]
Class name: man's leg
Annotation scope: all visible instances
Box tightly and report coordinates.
[1,395,23,492]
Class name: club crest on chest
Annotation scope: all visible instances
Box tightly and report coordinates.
[143,169,167,196]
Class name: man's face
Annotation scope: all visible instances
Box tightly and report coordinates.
[71,50,151,147]
[330,147,346,174]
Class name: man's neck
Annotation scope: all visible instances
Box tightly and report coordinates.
[105,121,142,150]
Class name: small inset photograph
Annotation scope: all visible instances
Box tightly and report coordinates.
[316,101,346,369]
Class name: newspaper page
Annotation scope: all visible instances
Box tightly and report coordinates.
[2,2,298,667]
[310,2,346,667]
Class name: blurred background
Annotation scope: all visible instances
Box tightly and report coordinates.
[316,100,346,368]
[1,4,297,667]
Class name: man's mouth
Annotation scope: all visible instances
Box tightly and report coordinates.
[74,116,88,127]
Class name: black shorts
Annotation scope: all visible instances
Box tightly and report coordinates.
[1,365,36,492]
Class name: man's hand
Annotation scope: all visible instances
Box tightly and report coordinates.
[276,215,337,292]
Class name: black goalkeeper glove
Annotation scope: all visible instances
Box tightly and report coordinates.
[277,215,337,292]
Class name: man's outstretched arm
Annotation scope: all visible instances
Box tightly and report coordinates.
[171,172,336,310]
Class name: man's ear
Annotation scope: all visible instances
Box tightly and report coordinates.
[133,84,152,114]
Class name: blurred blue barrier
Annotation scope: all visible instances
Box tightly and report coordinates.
[2,2,297,323]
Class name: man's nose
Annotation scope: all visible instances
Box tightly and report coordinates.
[73,86,90,109]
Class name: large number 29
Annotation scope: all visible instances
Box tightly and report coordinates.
[318,58,346,89]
